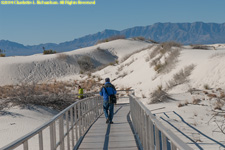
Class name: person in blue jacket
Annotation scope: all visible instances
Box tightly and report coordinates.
[99,78,117,124]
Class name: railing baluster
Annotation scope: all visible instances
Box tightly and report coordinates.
[171,143,177,150]
[149,119,155,150]
[78,102,81,139]
[162,133,167,150]
[66,111,70,150]
[39,131,43,150]
[50,122,56,150]
[23,141,28,150]
[59,116,64,150]
[75,105,78,142]
[70,108,75,147]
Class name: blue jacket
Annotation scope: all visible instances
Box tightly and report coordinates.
[99,82,117,101]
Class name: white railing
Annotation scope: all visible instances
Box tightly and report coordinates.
[1,96,103,150]
[129,95,193,150]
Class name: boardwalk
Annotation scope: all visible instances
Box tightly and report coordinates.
[78,102,138,150]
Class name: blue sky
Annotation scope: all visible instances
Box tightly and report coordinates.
[0,0,225,45]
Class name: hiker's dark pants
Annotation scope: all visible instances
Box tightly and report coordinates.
[103,100,114,122]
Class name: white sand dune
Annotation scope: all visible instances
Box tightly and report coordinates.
[1,39,225,149]
[0,39,151,86]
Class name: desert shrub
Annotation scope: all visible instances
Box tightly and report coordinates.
[149,45,161,59]
[153,48,181,74]
[161,41,182,49]
[154,63,163,72]
[213,100,224,110]
[121,72,128,78]
[0,82,77,111]
[149,43,181,74]
[142,94,146,98]
[160,48,180,73]
[125,58,135,66]
[132,36,145,41]
[167,64,195,88]
[77,55,94,72]
[96,35,126,44]
[207,94,217,98]
[0,53,5,57]
[0,49,5,57]
[203,84,210,90]
[56,53,68,60]
[148,39,159,44]
[120,45,154,63]
[191,45,211,50]
[43,49,57,55]
[96,47,106,53]
[220,92,225,99]
[117,65,124,72]
[149,87,169,104]
[178,102,185,107]
[192,98,201,105]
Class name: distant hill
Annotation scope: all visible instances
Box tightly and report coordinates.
[1,22,225,56]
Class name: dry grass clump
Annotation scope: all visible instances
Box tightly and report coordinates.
[149,87,169,104]
[213,100,224,110]
[203,91,209,94]
[149,45,161,59]
[178,102,185,107]
[166,64,195,89]
[117,65,124,72]
[0,53,6,57]
[120,45,153,63]
[207,94,217,99]
[203,84,210,90]
[161,41,182,49]
[43,49,57,55]
[96,35,126,45]
[125,58,135,66]
[220,92,225,99]
[0,81,77,111]
[149,42,181,74]
[0,49,6,57]
[191,45,214,50]
[132,36,145,41]
[192,98,201,105]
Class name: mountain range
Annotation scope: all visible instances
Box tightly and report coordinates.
[1,22,225,56]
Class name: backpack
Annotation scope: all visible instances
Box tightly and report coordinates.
[103,86,117,104]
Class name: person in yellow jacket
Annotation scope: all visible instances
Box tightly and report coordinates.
[78,85,84,99]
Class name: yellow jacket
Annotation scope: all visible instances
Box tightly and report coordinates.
[78,88,83,99]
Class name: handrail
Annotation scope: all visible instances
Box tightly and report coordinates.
[129,95,193,150]
[1,96,103,150]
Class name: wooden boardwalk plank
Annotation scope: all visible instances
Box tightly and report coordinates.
[78,102,138,150]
